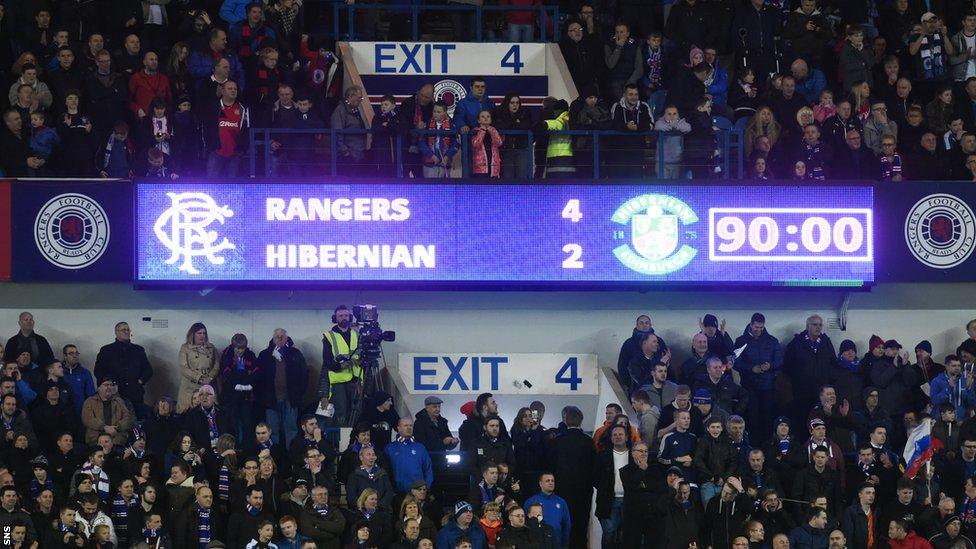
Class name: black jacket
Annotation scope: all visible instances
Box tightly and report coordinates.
[784,331,838,407]
[0,126,32,177]
[548,428,595,496]
[657,492,704,549]
[496,524,541,549]
[183,405,233,450]
[226,506,274,549]
[559,36,601,93]
[255,337,308,410]
[300,504,346,549]
[3,332,55,367]
[469,435,516,477]
[95,340,153,404]
[834,145,881,180]
[174,503,225,548]
[703,493,753,549]
[413,410,453,453]
[665,0,716,53]
[594,447,632,518]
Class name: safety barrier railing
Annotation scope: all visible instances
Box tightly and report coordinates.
[328,3,561,42]
[248,126,741,179]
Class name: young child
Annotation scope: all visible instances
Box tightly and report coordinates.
[144,147,179,179]
[370,94,401,176]
[932,402,959,460]
[813,89,836,124]
[685,97,716,178]
[28,111,59,176]
[289,93,325,175]
[171,95,197,173]
[470,109,503,178]
[899,105,926,152]
[99,121,134,179]
[419,101,458,178]
[247,520,278,548]
[142,97,172,156]
[91,523,114,549]
[654,104,691,179]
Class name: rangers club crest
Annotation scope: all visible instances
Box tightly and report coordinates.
[34,193,110,269]
[905,193,975,269]
[433,79,466,117]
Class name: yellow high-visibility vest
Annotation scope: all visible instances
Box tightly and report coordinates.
[324,329,361,385]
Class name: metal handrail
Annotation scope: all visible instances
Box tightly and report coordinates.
[248,126,737,179]
[330,3,561,42]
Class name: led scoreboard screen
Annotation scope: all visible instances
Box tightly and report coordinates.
[135,182,874,286]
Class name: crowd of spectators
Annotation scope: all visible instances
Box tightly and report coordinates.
[6,0,976,180]
[0,305,974,549]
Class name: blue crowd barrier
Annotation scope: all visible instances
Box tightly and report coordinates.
[248,126,743,179]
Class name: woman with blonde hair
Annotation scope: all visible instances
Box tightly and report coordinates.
[743,106,781,157]
[354,488,393,547]
[398,494,438,541]
[177,322,218,412]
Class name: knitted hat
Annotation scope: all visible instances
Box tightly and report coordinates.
[915,340,933,354]
[454,501,474,519]
[869,335,884,350]
[839,339,857,354]
[692,389,712,405]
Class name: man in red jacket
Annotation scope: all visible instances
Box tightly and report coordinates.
[128,51,171,120]
[887,518,934,549]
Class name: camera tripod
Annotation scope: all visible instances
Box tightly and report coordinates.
[348,355,387,428]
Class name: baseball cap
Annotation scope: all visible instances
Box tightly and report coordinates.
[921,12,937,22]
[809,418,826,429]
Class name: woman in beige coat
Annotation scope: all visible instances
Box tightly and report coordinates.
[177,322,218,412]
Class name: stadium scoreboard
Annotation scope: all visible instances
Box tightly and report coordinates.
[135,182,874,286]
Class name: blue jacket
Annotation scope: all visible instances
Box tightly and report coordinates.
[452,94,494,130]
[63,363,95,415]
[219,0,251,25]
[733,325,784,390]
[384,437,433,493]
[706,65,729,107]
[524,492,571,547]
[930,372,976,419]
[188,51,246,91]
[788,523,829,549]
[436,520,488,549]
[795,69,828,103]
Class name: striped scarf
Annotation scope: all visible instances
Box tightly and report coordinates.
[218,464,231,503]
[197,503,212,548]
[360,464,378,480]
[29,478,54,499]
[426,118,453,153]
[59,521,78,533]
[111,494,133,544]
[880,153,902,180]
[82,463,110,501]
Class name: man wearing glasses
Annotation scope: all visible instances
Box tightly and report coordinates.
[784,315,838,422]
[95,322,154,421]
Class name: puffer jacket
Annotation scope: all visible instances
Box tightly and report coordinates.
[733,324,783,390]
[470,125,503,177]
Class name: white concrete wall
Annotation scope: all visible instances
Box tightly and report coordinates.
[0,283,973,431]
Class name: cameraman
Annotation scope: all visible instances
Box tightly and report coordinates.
[321,305,361,426]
